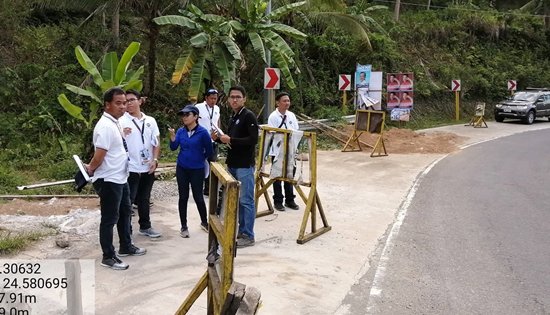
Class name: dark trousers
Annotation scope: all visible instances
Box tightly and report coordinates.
[128,171,155,230]
[176,166,208,230]
[273,166,296,204]
[93,179,132,259]
[203,142,219,193]
[273,180,295,204]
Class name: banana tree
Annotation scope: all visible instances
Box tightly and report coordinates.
[154,5,241,99]
[58,41,144,128]
[154,0,306,99]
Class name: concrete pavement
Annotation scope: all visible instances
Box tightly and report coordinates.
[93,120,550,315]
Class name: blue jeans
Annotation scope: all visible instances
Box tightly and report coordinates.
[228,166,255,239]
[176,166,208,230]
[92,179,132,259]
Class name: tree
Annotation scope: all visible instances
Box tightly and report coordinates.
[154,0,306,100]
[40,0,187,95]
[58,42,144,128]
[519,0,550,28]
[39,0,123,46]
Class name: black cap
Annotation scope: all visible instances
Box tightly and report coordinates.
[178,104,199,116]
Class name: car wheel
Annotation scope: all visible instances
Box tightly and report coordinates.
[524,110,535,125]
[495,115,504,122]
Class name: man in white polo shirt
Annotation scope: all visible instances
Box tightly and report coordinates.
[268,92,300,211]
[86,88,146,271]
[195,88,220,196]
[120,89,161,238]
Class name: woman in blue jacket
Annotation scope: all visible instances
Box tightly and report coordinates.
[169,105,213,238]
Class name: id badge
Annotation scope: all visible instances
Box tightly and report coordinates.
[140,148,150,165]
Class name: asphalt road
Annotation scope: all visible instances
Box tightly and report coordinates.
[345,129,550,314]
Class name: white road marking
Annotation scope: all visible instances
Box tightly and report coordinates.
[366,156,445,312]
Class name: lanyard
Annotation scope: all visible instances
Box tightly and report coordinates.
[102,113,129,153]
[278,115,287,128]
[132,119,145,144]
[208,106,215,130]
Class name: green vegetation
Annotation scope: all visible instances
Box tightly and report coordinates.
[1,0,550,193]
[0,229,56,255]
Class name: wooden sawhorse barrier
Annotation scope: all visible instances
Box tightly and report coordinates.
[342,110,388,157]
[255,126,331,244]
[466,102,488,128]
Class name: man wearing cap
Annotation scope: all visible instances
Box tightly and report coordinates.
[119,89,162,239]
[169,105,213,238]
[215,86,259,248]
[268,92,300,211]
[85,87,147,271]
[195,88,220,196]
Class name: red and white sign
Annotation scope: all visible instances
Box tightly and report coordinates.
[507,80,517,91]
[338,74,351,91]
[451,79,461,92]
[264,68,280,89]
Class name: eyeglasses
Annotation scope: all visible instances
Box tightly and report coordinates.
[229,95,243,100]
[126,98,138,103]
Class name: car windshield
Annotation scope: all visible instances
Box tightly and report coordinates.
[511,92,538,102]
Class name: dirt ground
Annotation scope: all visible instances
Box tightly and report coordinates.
[0,127,465,218]
[342,125,467,154]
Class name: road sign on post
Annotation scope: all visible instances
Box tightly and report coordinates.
[452,80,461,121]
[451,80,461,92]
[264,68,280,89]
[507,80,517,91]
[339,74,351,113]
[338,74,351,91]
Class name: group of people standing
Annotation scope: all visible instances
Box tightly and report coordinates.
[86,85,301,270]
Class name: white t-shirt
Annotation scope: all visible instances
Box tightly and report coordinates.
[92,113,129,184]
[268,109,299,131]
[119,112,160,173]
[196,102,220,136]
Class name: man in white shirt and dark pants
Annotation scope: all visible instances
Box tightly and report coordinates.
[85,88,146,271]
[119,90,161,238]
[267,92,300,211]
[196,88,220,196]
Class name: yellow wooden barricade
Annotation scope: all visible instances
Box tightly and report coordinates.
[342,110,388,157]
[175,162,241,314]
[255,127,331,244]
[466,103,488,128]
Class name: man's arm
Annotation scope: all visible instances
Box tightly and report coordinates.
[86,148,107,176]
[149,136,161,174]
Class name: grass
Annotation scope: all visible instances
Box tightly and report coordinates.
[0,229,55,256]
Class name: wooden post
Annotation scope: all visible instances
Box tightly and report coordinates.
[342,91,347,114]
[455,91,460,121]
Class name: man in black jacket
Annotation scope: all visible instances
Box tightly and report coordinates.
[218,86,259,248]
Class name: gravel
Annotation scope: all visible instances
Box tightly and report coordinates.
[150,178,179,201]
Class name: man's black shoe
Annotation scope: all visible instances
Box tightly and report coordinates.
[274,202,285,211]
[284,201,300,210]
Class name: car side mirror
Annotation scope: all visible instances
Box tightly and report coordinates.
[537,97,544,103]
